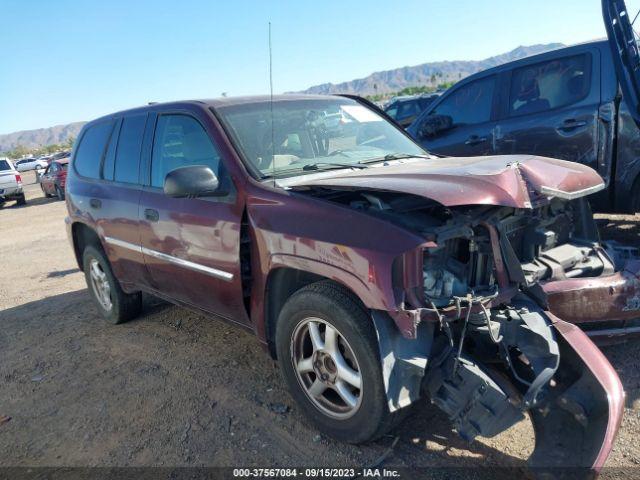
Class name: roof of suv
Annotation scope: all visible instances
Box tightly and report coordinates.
[87,94,346,125]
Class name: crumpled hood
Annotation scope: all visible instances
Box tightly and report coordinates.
[285,155,605,208]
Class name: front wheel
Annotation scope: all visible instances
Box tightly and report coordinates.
[82,245,141,324]
[276,281,400,443]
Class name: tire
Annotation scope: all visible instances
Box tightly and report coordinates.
[16,193,26,206]
[82,245,142,324]
[275,280,401,443]
[55,185,65,201]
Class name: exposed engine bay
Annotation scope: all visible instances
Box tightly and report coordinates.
[314,188,614,302]
[299,185,625,471]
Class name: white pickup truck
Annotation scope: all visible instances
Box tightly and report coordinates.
[0,158,26,207]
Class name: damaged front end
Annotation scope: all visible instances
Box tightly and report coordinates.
[329,189,627,472]
[379,196,626,472]
[287,156,629,472]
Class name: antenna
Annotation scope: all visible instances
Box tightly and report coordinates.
[269,22,276,184]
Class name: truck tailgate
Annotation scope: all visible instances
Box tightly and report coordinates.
[0,171,17,188]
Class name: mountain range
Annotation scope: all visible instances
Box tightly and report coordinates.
[0,43,564,153]
[298,43,564,95]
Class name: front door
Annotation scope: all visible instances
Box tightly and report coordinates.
[138,111,247,324]
[417,75,498,157]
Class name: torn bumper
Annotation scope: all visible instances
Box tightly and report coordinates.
[531,313,625,472]
[543,259,640,343]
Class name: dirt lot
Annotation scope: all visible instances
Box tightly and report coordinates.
[1,170,640,473]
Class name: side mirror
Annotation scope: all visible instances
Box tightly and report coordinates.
[417,114,453,139]
[163,165,223,198]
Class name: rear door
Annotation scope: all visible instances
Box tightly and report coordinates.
[72,116,150,290]
[138,109,247,324]
[414,74,498,156]
[494,48,604,176]
[603,0,640,128]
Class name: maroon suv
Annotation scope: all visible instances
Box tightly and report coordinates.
[66,94,636,472]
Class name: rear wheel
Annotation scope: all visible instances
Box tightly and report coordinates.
[276,281,400,443]
[82,245,141,324]
[16,193,26,206]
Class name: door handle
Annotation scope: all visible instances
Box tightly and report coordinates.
[89,198,101,209]
[465,135,487,145]
[144,208,159,222]
[556,119,587,131]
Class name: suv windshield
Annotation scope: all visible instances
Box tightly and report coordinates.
[216,97,426,178]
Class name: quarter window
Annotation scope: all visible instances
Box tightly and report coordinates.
[431,76,496,126]
[509,54,590,116]
[151,115,221,188]
[74,120,114,179]
[114,114,147,184]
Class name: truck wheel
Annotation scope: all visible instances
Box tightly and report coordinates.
[16,193,26,206]
[275,281,400,443]
[55,185,65,201]
[82,245,141,324]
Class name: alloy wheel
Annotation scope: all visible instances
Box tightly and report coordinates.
[291,317,363,419]
[89,258,112,311]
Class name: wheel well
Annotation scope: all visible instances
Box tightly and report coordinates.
[71,223,103,271]
[264,268,332,359]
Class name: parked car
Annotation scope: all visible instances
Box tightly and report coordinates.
[0,158,25,207]
[15,157,48,172]
[384,93,440,128]
[409,28,640,214]
[50,151,71,161]
[65,88,638,471]
[40,159,68,200]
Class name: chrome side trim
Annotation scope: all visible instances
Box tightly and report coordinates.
[539,182,605,200]
[104,236,234,281]
[105,236,141,253]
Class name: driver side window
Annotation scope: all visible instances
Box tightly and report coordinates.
[431,76,496,126]
[151,114,222,188]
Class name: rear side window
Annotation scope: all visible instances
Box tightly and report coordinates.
[431,76,496,126]
[150,114,221,188]
[509,54,591,116]
[114,114,147,184]
[0,160,11,170]
[74,121,114,179]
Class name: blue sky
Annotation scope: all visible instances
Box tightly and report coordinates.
[0,0,635,134]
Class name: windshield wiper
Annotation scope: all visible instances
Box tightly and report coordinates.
[302,162,369,171]
[359,153,431,164]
